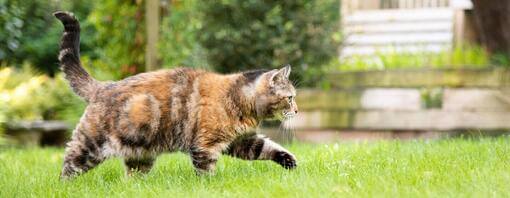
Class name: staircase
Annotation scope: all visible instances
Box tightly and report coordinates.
[340,0,472,57]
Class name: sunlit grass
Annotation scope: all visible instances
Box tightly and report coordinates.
[334,46,491,71]
[1,138,509,197]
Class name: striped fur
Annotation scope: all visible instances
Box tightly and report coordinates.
[54,11,298,179]
[225,133,297,169]
[53,11,100,103]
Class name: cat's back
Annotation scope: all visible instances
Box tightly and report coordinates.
[93,68,203,102]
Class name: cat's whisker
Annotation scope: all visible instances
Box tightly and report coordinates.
[292,79,302,88]
[280,120,288,143]
[279,116,295,143]
[287,117,295,143]
[283,119,289,142]
[289,117,296,141]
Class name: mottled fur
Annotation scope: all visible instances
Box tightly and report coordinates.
[54,11,299,179]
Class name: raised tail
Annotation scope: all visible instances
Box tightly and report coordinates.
[54,11,99,102]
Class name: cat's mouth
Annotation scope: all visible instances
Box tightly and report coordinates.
[283,111,296,118]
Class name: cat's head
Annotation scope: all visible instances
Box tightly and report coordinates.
[253,65,298,120]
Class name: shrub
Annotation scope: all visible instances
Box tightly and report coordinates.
[196,0,340,85]
[159,0,209,69]
[0,66,85,124]
[88,0,146,78]
[0,0,95,76]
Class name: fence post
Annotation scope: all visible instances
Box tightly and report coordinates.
[452,0,474,48]
[146,0,160,71]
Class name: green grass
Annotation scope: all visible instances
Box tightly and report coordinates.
[333,46,492,71]
[1,138,510,197]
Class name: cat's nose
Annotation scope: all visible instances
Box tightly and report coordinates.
[294,110,298,114]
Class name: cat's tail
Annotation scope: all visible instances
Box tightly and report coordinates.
[54,11,99,102]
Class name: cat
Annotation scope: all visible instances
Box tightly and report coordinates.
[54,11,299,179]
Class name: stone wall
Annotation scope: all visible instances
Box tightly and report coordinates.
[287,68,510,133]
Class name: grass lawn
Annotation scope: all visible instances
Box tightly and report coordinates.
[0,138,509,197]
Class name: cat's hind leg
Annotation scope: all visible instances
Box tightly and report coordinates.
[190,135,229,175]
[124,157,155,176]
[60,127,106,179]
[190,146,220,175]
[225,133,297,169]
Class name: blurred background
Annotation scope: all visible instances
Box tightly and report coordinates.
[0,0,509,146]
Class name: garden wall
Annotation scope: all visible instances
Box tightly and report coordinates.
[286,68,510,142]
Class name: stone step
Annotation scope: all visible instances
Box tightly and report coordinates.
[326,68,510,89]
[360,88,422,110]
[442,89,510,111]
[354,110,510,130]
[286,110,510,131]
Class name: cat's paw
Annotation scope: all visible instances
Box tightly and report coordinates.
[273,151,297,169]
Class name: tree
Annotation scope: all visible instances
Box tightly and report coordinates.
[145,0,160,71]
[159,0,207,69]
[197,0,339,84]
[0,0,94,76]
[471,0,510,64]
[88,0,146,77]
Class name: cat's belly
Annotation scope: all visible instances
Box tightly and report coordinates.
[101,139,162,159]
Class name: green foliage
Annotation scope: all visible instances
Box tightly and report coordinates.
[0,0,24,61]
[1,138,510,196]
[491,52,510,66]
[2,0,341,85]
[334,46,492,71]
[421,88,443,109]
[0,66,85,124]
[159,0,209,69]
[0,0,135,79]
[88,0,146,78]
[0,0,95,76]
[196,0,340,84]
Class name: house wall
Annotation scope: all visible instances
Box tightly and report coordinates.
[340,0,475,57]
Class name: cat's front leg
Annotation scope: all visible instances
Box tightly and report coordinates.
[190,147,219,175]
[226,133,297,169]
[190,138,226,175]
[255,134,297,169]
[271,150,297,169]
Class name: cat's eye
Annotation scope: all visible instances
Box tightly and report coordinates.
[287,96,293,101]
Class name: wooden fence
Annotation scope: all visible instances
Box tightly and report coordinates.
[283,68,510,142]
[342,0,449,11]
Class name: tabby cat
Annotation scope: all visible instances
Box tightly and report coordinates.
[54,11,299,179]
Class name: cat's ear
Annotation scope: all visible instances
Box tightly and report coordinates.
[269,64,291,86]
[279,64,291,78]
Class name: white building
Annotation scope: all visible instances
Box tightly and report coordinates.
[340,0,474,57]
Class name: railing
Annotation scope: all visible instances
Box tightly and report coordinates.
[342,0,450,11]
[339,0,476,57]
